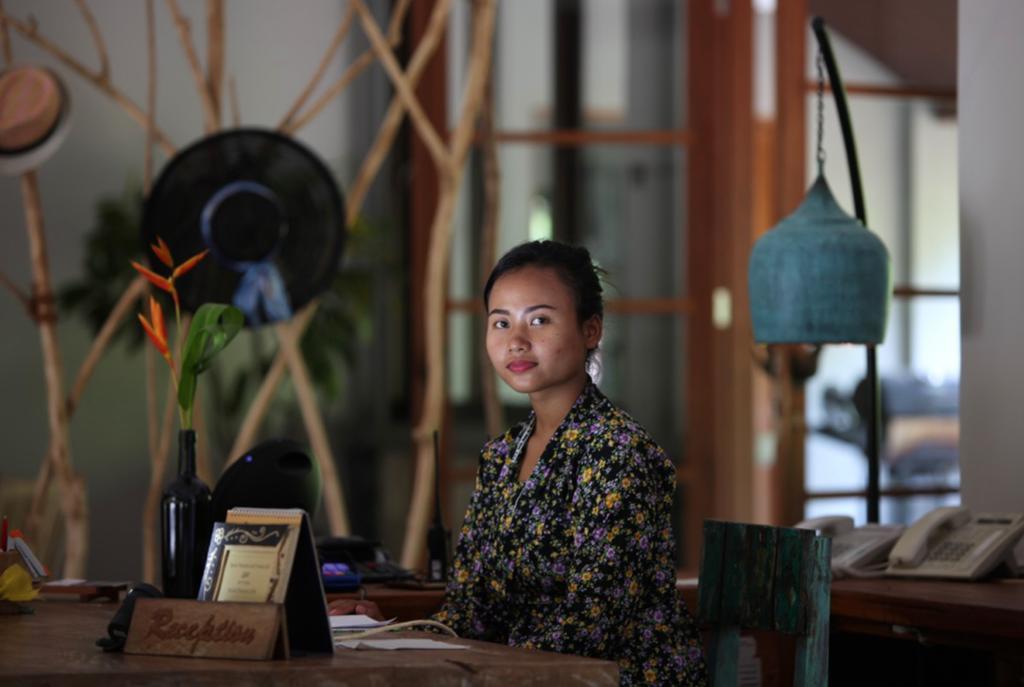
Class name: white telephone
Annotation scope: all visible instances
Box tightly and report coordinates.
[794,516,904,578]
[886,506,1024,580]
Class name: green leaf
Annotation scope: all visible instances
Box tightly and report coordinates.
[178,303,244,428]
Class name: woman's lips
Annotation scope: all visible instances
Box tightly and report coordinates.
[507,360,536,373]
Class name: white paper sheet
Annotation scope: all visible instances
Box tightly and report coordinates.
[329,614,396,630]
[336,639,468,650]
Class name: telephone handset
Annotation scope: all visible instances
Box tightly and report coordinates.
[886,506,1024,580]
[794,516,904,578]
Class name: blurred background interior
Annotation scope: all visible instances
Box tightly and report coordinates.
[0,0,971,579]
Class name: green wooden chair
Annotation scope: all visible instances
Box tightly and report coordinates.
[698,520,832,686]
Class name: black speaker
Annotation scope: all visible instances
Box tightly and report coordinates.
[210,438,322,524]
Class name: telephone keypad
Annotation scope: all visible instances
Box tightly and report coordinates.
[924,540,973,564]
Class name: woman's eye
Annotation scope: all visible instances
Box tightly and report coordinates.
[530,316,548,325]
[492,320,509,329]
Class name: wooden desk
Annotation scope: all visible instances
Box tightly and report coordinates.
[831,577,1024,650]
[830,577,1024,686]
[0,600,618,686]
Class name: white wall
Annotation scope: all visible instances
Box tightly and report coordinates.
[0,0,368,578]
[959,1,1024,512]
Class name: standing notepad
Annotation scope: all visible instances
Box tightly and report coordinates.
[223,507,333,655]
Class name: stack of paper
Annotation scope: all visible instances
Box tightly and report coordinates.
[330,616,468,650]
[329,614,397,632]
[337,638,468,650]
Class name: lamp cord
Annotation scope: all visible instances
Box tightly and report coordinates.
[816,49,826,176]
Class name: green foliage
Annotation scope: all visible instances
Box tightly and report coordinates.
[178,304,244,429]
[58,185,145,350]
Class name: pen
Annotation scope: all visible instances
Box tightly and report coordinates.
[1,515,7,552]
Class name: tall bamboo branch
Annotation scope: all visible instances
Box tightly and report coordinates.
[227,74,240,127]
[284,0,413,136]
[401,0,497,570]
[21,171,88,578]
[352,0,451,175]
[144,0,156,193]
[205,0,224,123]
[0,8,176,156]
[226,303,317,465]
[478,63,503,439]
[66,275,147,417]
[72,0,109,80]
[275,321,350,535]
[0,271,31,312]
[142,372,179,584]
[277,2,356,131]
[165,0,218,133]
[346,0,450,223]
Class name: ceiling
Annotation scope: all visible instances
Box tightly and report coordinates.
[809,0,957,92]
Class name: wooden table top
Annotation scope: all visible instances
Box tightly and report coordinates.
[353,577,1024,646]
[829,577,1024,647]
[0,600,618,686]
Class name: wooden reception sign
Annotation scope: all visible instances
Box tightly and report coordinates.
[125,598,289,660]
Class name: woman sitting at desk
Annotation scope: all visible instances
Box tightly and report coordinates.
[333,241,707,686]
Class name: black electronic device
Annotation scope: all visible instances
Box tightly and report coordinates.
[317,535,416,584]
[426,431,451,582]
[211,438,322,524]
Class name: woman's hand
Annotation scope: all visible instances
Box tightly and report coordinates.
[327,598,384,621]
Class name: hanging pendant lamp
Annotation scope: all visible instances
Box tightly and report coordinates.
[748,174,891,344]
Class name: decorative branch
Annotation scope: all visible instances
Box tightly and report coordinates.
[226,303,317,466]
[0,8,176,156]
[145,337,158,473]
[205,0,225,123]
[0,271,32,313]
[165,0,219,133]
[193,393,212,484]
[21,170,89,578]
[227,74,240,127]
[478,61,503,439]
[142,369,178,584]
[277,2,356,131]
[275,320,350,535]
[351,0,451,175]
[346,0,449,223]
[66,275,147,417]
[144,0,156,193]
[401,0,497,570]
[72,0,109,80]
[285,0,412,136]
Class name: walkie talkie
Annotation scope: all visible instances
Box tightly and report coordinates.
[426,430,451,582]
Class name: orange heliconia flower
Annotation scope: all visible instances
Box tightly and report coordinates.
[151,237,174,268]
[133,238,209,377]
[172,249,209,280]
[137,296,173,368]
[131,261,173,293]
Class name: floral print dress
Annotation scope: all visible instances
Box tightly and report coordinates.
[433,381,707,686]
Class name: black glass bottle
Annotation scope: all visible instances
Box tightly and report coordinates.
[161,429,212,598]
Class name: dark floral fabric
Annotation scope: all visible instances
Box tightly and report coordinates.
[433,381,707,686]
